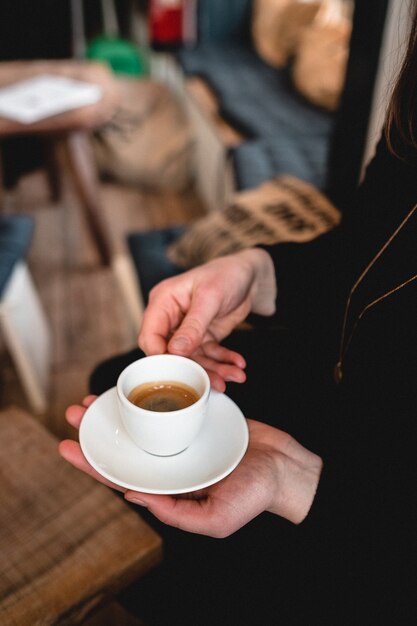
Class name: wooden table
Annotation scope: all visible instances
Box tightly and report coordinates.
[0,60,120,265]
[0,406,162,625]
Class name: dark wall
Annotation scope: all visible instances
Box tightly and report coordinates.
[0,0,143,61]
[0,1,72,60]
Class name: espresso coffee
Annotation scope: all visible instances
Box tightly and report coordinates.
[128,381,200,412]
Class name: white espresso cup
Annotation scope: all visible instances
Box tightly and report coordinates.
[116,354,211,456]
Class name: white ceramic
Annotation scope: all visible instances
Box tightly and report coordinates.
[117,355,211,456]
[79,387,249,494]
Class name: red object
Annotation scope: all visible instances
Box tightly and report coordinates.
[150,1,183,45]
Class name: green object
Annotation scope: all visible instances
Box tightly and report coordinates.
[87,36,149,76]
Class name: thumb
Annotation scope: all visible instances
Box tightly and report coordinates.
[168,295,220,355]
[125,492,215,535]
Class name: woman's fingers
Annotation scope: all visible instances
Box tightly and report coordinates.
[191,342,247,390]
[124,491,217,535]
[196,355,246,385]
[65,395,97,430]
[200,341,246,369]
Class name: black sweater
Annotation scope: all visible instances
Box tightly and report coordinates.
[260,132,417,621]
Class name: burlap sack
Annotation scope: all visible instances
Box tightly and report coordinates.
[292,0,352,110]
[167,175,340,269]
[92,78,195,192]
[252,0,322,68]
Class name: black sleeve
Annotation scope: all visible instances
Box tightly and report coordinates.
[257,130,417,335]
[253,130,417,619]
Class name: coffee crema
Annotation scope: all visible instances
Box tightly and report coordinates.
[128,381,200,412]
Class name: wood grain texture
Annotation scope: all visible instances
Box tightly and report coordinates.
[0,406,162,626]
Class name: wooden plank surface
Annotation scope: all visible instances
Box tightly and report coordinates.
[0,406,162,626]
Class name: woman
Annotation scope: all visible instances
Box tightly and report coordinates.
[61,3,417,623]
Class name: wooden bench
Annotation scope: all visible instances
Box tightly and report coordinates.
[0,406,162,625]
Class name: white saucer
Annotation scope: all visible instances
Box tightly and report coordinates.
[79,387,249,494]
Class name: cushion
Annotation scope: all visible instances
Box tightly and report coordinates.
[196,0,253,44]
[0,214,34,296]
[232,134,330,191]
[167,175,340,269]
[177,43,335,140]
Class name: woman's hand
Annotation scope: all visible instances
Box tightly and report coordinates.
[60,396,124,491]
[59,397,322,537]
[138,248,277,391]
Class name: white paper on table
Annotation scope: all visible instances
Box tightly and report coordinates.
[0,74,103,124]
